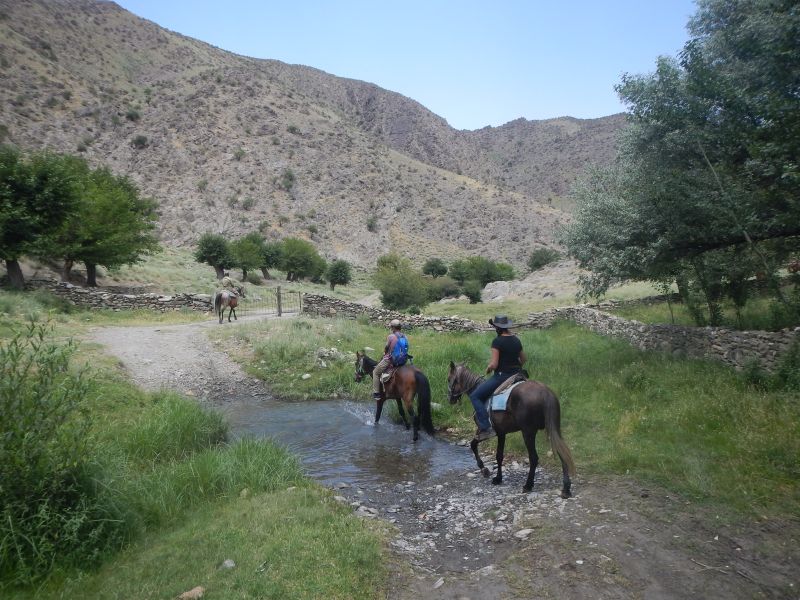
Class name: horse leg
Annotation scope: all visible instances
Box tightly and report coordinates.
[470,438,490,478]
[395,399,410,430]
[404,395,418,442]
[374,398,385,424]
[521,428,539,493]
[227,306,233,322]
[231,306,237,321]
[492,433,506,486]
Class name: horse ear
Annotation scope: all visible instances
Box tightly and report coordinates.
[449,361,455,371]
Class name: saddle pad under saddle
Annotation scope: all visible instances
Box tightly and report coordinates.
[487,381,524,412]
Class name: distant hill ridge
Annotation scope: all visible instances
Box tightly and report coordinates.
[0,0,626,267]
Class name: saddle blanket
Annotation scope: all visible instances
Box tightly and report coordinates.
[488,381,524,412]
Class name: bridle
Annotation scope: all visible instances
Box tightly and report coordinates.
[447,364,483,404]
[354,354,373,383]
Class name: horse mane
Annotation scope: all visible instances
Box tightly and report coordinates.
[362,354,377,371]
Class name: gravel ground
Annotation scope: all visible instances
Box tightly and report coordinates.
[88,316,799,600]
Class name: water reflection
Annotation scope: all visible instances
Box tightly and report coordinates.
[223,397,474,487]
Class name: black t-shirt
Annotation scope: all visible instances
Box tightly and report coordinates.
[491,334,523,373]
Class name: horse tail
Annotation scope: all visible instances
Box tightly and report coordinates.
[213,291,221,314]
[544,392,576,477]
[414,370,435,435]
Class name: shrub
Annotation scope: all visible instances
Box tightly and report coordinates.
[197,178,208,192]
[233,148,245,161]
[131,135,148,149]
[426,276,460,301]
[528,247,561,271]
[279,168,295,191]
[125,108,141,121]
[462,279,483,303]
[366,216,377,232]
[241,196,255,210]
[374,259,429,310]
[0,323,120,584]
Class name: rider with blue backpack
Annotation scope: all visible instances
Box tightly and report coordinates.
[372,319,409,400]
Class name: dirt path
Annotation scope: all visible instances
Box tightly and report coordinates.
[88,317,799,600]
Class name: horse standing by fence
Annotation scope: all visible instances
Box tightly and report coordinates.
[354,352,434,442]
[214,286,245,324]
[447,361,576,497]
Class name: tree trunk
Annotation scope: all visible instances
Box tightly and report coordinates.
[260,267,272,280]
[242,268,248,280]
[61,259,74,282]
[86,263,98,287]
[5,259,24,290]
[329,281,336,291]
[214,265,225,279]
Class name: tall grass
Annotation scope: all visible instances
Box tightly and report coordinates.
[2,322,384,595]
[223,316,800,518]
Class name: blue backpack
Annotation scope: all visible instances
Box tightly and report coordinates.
[391,333,409,366]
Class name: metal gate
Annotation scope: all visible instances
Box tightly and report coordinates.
[234,286,302,317]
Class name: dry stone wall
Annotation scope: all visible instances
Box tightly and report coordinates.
[302,294,798,372]
[27,280,212,312]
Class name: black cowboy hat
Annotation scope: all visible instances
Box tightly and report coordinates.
[489,314,514,329]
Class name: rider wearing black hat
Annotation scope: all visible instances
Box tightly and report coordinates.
[469,314,526,441]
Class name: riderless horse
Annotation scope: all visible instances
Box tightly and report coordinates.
[214,285,245,324]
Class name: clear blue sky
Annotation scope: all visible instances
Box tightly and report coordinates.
[115,0,697,131]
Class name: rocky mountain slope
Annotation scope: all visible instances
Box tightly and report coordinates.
[0,0,626,268]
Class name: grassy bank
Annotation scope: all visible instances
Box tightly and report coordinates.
[2,318,386,599]
[217,316,800,519]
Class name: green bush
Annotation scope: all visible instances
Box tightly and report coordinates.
[528,247,561,272]
[426,276,460,301]
[462,279,482,303]
[131,135,148,149]
[0,323,120,584]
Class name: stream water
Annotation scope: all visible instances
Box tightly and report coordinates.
[223,398,475,487]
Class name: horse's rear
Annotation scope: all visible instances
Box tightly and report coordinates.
[491,380,576,497]
[381,365,434,442]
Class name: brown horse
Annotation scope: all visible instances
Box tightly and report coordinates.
[214,286,245,323]
[447,362,576,497]
[354,352,434,442]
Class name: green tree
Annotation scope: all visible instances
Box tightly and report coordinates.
[422,257,448,278]
[448,259,469,284]
[194,233,233,279]
[51,165,159,286]
[561,0,800,321]
[280,237,325,281]
[230,233,264,280]
[0,147,82,289]
[326,259,352,291]
[260,240,283,280]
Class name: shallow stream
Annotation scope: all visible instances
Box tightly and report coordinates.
[224,398,475,487]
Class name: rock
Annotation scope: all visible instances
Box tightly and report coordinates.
[178,586,205,599]
[219,559,236,569]
[432,577,445,589]
[239,488,250,499]
[514,528,534,540]
[301,373,311,380]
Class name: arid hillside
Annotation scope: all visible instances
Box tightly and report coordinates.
[0,0,626,268]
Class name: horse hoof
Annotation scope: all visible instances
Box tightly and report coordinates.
[491,476,502,485]
[560,490,572,499]
[522,485,533,493]
[481,467,491,478]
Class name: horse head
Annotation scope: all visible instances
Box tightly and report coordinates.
[354,351,366,382]
[447,361,479,404]
[236,285,246,298]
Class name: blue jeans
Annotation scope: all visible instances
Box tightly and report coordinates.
[469,371,517,431]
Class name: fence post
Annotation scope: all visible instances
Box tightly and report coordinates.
[276,286,282,317]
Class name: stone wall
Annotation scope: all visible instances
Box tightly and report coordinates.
[524,306,799,372]
[302,294,799,372]
[28,279,212,312]
[301,294,483,332]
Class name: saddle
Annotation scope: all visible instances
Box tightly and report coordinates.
[379,356,414,385]
[487,372,528,412]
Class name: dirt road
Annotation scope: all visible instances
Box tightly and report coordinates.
[89,318,798,600]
